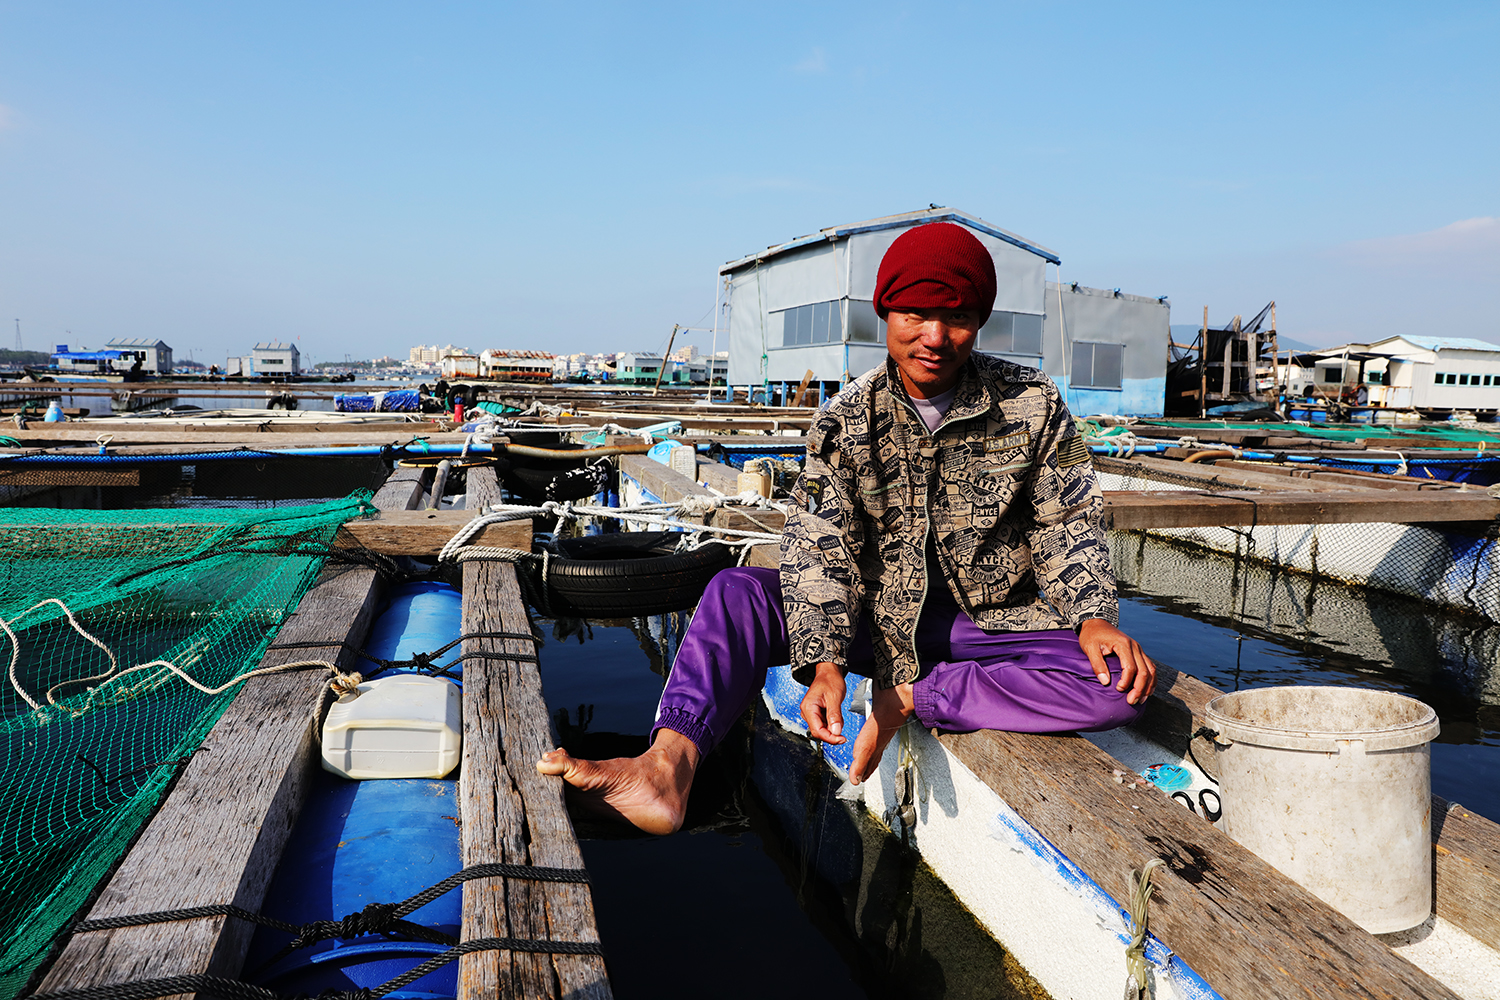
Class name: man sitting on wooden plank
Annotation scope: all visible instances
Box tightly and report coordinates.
[539,222,1156,833]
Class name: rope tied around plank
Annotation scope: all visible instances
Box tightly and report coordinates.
[50,863,602,1000]
[29,938,607,1000]
[1123,858,1166,1000]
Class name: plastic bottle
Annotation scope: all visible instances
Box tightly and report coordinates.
[43,401,67,422]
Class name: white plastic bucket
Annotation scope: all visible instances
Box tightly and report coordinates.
[1205,686,1440,934]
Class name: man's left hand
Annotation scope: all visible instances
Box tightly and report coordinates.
[1077,619,1156,706]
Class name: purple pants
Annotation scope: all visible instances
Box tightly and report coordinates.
[652,567,1142,757]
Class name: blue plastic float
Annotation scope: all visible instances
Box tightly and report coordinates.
[243,581,466,1000]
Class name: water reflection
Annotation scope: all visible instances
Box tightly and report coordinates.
[1111,530,1500,818]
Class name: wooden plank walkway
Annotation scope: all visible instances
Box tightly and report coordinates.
[33,466,427,996]
[458,466,610,1000]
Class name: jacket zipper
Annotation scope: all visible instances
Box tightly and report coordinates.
[898,391,990,678]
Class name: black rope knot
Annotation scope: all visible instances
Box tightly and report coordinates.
[339,901,399,938]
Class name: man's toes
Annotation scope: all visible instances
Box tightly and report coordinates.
[536,748,576,776]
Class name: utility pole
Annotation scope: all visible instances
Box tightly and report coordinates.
[652,324,680,396]
[13,319,19,352]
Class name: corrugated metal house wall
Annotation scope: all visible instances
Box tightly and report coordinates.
[722,211,1167,416]
[1042,283,1168,418]
[725,222,1048,387]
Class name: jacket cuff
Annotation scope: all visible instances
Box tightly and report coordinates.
[790,643,848,687]
[1070,604,1120,631]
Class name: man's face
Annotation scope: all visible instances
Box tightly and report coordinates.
[885,307,982,399]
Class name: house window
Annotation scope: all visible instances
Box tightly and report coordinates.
[777,300,842,346]
[978,311,1044,357]
[1460,374,1471,385]
[1486,375,1494,386]
[1321,368,1342,383]
[1448,373,1459,384]
[1367,371,1384,385]
[1071,342,1124,389]
[1435,372,1445,383]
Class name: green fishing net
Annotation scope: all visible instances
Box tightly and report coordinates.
[0,493,376,998]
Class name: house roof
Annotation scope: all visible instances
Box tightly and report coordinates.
[1382,335,1500,353]
[104,337,170,349]
[253,342,299,351]
[719,206,1061,275]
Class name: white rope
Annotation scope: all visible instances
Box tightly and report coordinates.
[1124,858,1166,997]
[3,597,363,712]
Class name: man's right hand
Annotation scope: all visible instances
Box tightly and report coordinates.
[800,661,847,745]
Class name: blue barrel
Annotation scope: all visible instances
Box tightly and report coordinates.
[1310,408,1329,424]
[243,775,463,998]
[359,581,465,683]
[1288,407,1310,421]
[243,581,467,998]
[1349,407,1374,424]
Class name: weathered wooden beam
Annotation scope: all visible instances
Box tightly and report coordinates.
[1094,454,1375,494]
[458,466,610,1000]
[368,464,430,511]
[337,509,532,556]
[0,468,140,486]
[1102,488,1500,529]
[938,725,1461,999]
[35,538,390,995]
[693,458,740,495]
[5,428,473,446]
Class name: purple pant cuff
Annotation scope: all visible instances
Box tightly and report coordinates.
[651,707,714,758]
[911,674,942,730]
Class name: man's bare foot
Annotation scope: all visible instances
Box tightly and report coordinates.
[536,729,701,835]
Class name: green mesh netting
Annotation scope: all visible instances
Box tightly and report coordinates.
[0,493,376,997]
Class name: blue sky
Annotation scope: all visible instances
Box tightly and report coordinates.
[0,2,1495,366]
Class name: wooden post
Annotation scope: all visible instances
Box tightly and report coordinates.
[1199,306,1208,418]
[652,325,680,397]
[791,369,815,408]
[458,466,610,1000]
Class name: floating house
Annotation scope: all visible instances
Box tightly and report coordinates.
[103,338,173,374]
[1286,335,1500,417]
[479,350,554,383]
[718,207,1169,415]
[616,352,666,386]
[49,344,141,375]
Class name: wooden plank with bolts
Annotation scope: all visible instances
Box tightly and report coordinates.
[338,509,532,556]
[34,484,404,995]
[0,468,140,486]
[1130,664,1500,950]
[458,466,610,1000]
[1101,489,1500,528]
[937,726,1461,999]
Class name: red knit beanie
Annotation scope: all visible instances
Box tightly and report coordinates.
[873,222,997,320]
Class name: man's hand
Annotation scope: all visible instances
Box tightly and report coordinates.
[1077,619,1156,706]
[849,681,915,785]
[800,661,848,745]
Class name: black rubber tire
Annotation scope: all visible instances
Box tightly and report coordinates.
[546,532,737,617]
[501,445,592,501]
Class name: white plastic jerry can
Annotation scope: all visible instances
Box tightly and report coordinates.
[321,674,463,780]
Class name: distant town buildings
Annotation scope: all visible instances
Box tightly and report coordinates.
[409,344,469,367]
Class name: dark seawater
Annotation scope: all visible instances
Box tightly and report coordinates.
[537,616,1045,1000]
[1111,531,1500,820]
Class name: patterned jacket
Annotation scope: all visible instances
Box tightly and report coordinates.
[779,353,1117,688]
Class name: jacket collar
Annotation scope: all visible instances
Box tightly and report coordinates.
[882,356,995,426]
